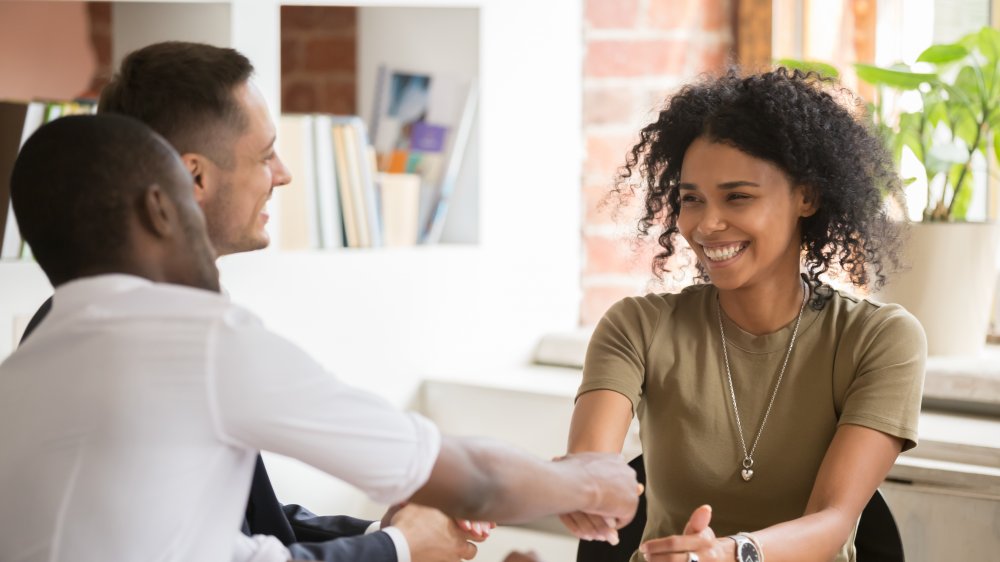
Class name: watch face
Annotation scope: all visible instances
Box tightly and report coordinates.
[739,542,761,562]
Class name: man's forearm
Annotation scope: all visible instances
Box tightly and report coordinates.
[409,436,635,524]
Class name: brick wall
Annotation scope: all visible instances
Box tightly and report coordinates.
[82,2,111,99]
[281,6,357,115]
[580,0,733,325]
[81,4,357,114]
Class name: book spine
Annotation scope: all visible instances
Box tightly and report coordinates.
[351,120,382,247]
[423,80,478,244]
[332,124,360,248]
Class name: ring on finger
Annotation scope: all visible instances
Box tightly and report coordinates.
[687,553,699,562]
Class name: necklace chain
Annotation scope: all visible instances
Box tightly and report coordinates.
[717,282,808,480]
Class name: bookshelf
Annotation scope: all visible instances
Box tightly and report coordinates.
[0,0,583,528]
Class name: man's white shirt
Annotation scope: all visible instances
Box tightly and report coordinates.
[0,275,440,562]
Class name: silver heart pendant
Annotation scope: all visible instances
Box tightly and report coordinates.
[741,468,754,481]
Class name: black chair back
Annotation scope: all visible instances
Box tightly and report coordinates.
[576,455,904,562]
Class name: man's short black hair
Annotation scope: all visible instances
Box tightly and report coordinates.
[98,41,255,167]
[11,114,188,286]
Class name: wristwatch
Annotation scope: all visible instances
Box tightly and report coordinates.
[728,532,763,562]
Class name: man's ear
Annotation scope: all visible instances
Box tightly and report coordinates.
[140,184,178,239]
[180,152,209,205]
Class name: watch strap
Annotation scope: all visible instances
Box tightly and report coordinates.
[728,532,764,562]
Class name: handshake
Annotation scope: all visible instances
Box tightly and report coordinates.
[553,452,643,545]
[393,447,641,562]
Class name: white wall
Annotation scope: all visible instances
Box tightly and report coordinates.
[113,2,232,69]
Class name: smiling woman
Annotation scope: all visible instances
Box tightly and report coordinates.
[564,68,927,562]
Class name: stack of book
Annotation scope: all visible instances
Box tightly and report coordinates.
[0,100,97,260]
[370,65,477,245]
[276,66,477,251]
[277,115,382,250]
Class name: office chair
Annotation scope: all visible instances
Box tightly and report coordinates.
[576,455,904,562]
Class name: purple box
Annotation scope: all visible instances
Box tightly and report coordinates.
[410,122,448,152]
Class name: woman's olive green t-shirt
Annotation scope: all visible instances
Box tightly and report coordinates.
[578,284,926,562]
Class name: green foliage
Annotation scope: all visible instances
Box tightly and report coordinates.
[776,58,841,79]
[853,26,1000,222]
[854,63,936,89]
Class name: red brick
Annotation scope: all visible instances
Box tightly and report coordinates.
[648,0,728,32]
[304,37,356,73]
[583,87,635,127]
[702,0,730,31]
[584,133,637,179]
[585,0,640,29]
[321,80,357,114]
[697,41,732,73]
[647,0,698,30]
[87,2,111,30]
[583,183,645,228]
[281,6,357,35]
[583,184,616,227]
[583,234,661,277]
[282,82,319,113]
[281,38,302,75]
[91,33,111,68]
[580,284,644,325]
[585,39,688,78]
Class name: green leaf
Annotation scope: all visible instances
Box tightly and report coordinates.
[952,108,979,147]
[916,43,968,64]
[923,97,948,127]
[993,132,1000,165]
[972,27,1000,66]
[854,63,937,89]
[954,66,984,107]
[983,62,997,107]
[775,59,841,79]
[897,112,925,161]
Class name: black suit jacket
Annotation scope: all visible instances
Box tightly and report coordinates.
[22,296,398,562]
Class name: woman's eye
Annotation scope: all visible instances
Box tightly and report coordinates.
[727,193,751,201]
[680,194,701,204]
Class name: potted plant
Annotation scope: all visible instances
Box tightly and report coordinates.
[853,27,1000,356]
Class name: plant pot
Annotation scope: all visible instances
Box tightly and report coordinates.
[875,222,1000,356]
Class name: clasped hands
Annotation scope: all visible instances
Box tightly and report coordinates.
[382,451,641,561]
[556,452,644,544]
[563,504,737,562]
[381,502,495,561]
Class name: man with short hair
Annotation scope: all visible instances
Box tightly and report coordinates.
[0,114,639,562]
[18,41,474,562]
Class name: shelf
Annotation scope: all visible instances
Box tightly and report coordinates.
[2,0,585,377]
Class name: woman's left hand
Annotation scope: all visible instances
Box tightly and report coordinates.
[638,505,734,562]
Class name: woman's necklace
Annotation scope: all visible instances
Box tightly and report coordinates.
[717,282,808,482]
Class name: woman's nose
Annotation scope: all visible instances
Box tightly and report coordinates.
[696,205,727,234]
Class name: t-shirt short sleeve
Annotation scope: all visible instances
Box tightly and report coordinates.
[578,296,662,412]
[838,303,926,451]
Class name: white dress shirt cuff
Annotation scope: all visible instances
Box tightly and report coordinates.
[231,533,291,562]
[363,521,411,562]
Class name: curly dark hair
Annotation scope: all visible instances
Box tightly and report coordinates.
[615,67,904,308]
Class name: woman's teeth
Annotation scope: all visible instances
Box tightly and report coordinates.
[703,242,747,261]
